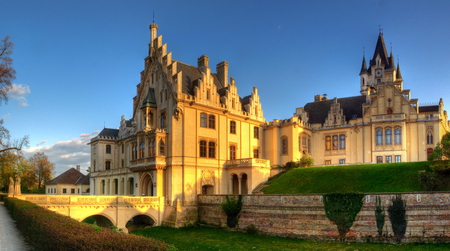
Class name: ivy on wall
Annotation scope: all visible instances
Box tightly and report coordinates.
[221,195,244,228]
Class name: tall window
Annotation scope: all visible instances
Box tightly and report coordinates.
[230,145,236,160]
[200,140,207,157]
[376,129,383,145]
[281,137,288,155]
[159,140,165,156]
[132,144,137,160]
[105,161,111,170]
[339,134,345,149]
[161,112,166,128]
[139,141,145,158]
[208,115,215,129]
[427,127,434,144]
[230,121,236,134]
[325,136,331,150]
[333,135,338,150]
[395,155,401,163]
[106,145,111,154]
[208,142,215,158]
[121,144,124,153]
[376,156,383,163]
[148,140,155,156]
[254,126,259,139]
[394,128,402,145]
[200,113,207,127]
[253,148,259,158]
[385,129,392,145]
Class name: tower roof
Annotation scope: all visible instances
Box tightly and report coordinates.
[359,55,369,75]
[396,63,403,80]
[369,33,393,70]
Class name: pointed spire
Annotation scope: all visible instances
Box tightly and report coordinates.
[370,32,389,68]
[359,55,368,75]
[396,62,403,80]
[388,50,396,70]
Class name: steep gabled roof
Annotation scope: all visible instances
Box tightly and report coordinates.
[98,128,119,138]
[46,168,88,185]
[419,105,439,113]
[175,61,225,96]
[303,96,367,124]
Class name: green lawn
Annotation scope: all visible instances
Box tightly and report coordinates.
[133,226,449,251]
[261,162,443,194]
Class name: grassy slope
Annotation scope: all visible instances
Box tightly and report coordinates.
[261,162,436,194]
[133,226,449,251]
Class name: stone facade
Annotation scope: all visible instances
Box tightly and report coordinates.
[198,193,450,242]
[89,24,450,227]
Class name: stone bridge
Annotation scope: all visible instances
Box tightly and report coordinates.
[16,195,165,233]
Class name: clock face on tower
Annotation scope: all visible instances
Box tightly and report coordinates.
[376,70,382,77]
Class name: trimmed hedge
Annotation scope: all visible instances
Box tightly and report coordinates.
[4,197,169,251]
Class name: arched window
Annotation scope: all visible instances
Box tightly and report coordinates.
[394,128,402,145]
[199,140,207,157]
[339,134,346,149]
[208,142,215,158]
[208,115,215,129]
[376,129,383,145]
[159,140,165,156]
[200,113,207,127]
[385,129,392,145]
[325,136,331,150]
[281,137,288,155]
[427,129,434,145]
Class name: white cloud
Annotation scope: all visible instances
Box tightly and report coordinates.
[23,133,94,176]
[36,140,46,146]
[7,83,30,107]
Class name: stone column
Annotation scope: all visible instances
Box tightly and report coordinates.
[156,167,165,197]
[238,177,242,195]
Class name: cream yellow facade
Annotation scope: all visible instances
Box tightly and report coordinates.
[89,25,450,226]
[265,33,450,166]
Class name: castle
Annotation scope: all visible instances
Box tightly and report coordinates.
[88,23,449,225]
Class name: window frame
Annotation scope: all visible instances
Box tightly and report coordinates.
[230,121,236,134]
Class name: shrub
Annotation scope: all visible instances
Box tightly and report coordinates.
[244,224,260,235]
[4,197,169,251]
[374,195,385,237]
[418,170,437,191]
[323,193,364,241]
[221,195,243,228]
[299,155,314,167]
[388,194,407,243]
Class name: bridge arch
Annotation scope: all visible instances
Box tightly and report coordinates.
[126,213,156,232]
[82,214,115,228]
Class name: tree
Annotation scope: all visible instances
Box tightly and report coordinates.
[428,132,450,172]
[0,35,15,103]
[0,151,30,191]
[0,35,29,153]
[28,152,55,189]
[388,194,407,243]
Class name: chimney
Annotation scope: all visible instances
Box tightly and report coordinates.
[314,95,322,102]
[76,165,80,172]
[198,55,209,73]
[216,61,228,87]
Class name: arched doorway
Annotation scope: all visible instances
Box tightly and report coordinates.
[240,173,248,194]
[126,215,156,232]
[140,173,154,196]
[201,185,214,194]
[427,148,434,158]
[231,174,239,194]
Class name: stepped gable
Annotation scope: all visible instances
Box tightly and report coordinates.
[303,96,366,124]
[46,168,87,185]
[175,61,224,96]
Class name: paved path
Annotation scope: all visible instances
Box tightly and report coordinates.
[0,202,31,251]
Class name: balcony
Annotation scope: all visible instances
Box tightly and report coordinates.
[130,156,166,172]
[224,158,270,169]
[371,114,406,123]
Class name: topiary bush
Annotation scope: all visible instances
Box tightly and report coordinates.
[323,193,364,241]
[388,194,407,243]
[375,195,385,237]
[221,195,243,228]
[299,155,314,167]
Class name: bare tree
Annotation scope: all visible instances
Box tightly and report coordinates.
[0,35,29,153]
[0,35,15,104]
[28,152,55,189]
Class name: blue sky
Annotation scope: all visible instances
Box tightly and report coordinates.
[2,0,450,175]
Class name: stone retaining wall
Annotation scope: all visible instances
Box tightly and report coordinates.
[198,192,450,243]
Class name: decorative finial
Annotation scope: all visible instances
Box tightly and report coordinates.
[153,11,155,23]
[363,47,365,57]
